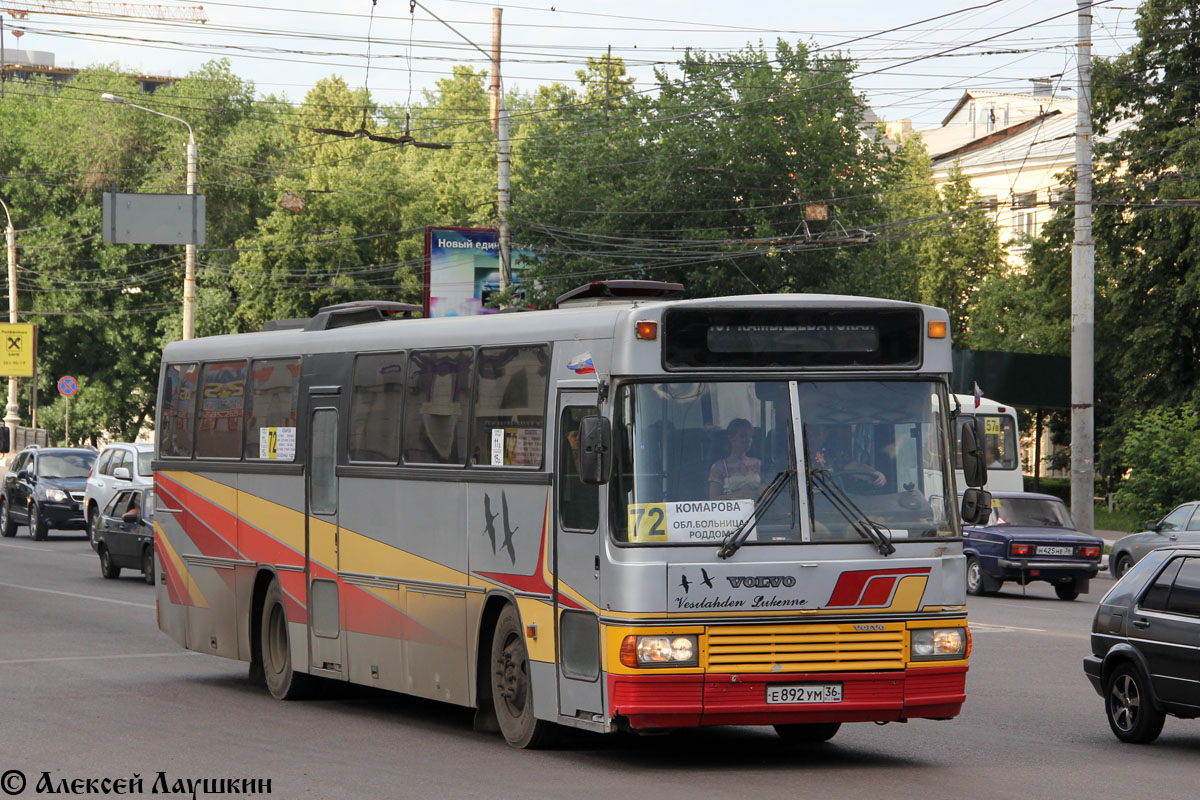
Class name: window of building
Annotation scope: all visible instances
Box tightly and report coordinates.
[348,352,405,463]
[244,358,301,460]
[472,345,549,468]
[1013,191,1038,239]
[195,360,248,459]
[160,363,199,458]
[403,349,474,465]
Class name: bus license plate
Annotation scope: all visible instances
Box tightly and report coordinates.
[1036,546,1073,556]
[765,683,843,704]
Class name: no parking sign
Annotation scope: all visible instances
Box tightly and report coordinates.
[57,375,78,397]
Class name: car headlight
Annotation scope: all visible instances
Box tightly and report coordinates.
[620,634,699,667]
[44,489,68,503]
[910,627,967,660]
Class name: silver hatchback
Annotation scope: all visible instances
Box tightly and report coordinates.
[1109,502,1200,578]
[84,442,154,550]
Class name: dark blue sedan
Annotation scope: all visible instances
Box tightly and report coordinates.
[963,491,1103,600]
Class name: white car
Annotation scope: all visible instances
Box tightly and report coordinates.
[84,442,154,549]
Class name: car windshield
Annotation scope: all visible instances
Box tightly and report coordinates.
[989,497,1074,528]
[38,452,96,479]
[137,451,153,477]
[611,379,957,545]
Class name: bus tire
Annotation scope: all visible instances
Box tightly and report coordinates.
[490,604,551,749]
[774,722,841,743]
[261,580,312,700]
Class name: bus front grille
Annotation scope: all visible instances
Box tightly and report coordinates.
[704,623,906,673]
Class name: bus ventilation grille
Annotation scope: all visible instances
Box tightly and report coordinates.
[704,623,905,673]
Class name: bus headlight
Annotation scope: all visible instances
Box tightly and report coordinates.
[620,635,699,667]
[910,628,966,660]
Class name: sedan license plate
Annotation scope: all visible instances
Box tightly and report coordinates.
[1036,546,1073,556]
[765,683,843,704]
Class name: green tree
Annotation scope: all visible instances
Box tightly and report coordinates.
[1114,405,1200,521]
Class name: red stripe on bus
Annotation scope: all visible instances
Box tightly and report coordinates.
[826,567,930,607]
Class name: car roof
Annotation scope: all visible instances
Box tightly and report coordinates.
[1153,544,1200,555]
[958,490,1063,502]
[101,442,154,451]
[25,447,95,455]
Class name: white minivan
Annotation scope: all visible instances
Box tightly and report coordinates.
[84,442,154,549]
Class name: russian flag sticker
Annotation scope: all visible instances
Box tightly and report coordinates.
[567,352,596,374]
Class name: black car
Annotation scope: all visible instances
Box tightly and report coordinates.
[1084,544,1200,743]
[0,446,97,540]
[94,487,155,585]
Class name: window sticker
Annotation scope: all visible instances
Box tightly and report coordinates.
[491,428,505,466]
[628,500,754,543]
[259,426,296,460]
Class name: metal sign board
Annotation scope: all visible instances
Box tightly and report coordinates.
[0,323,34,377]
[57,375,78,397]
[102,192,206,245]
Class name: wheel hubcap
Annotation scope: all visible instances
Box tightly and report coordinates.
[1110,674,1139,731]
[495,633,528,715]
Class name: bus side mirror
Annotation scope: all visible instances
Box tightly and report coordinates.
[960,420,987,488]
[578,416,612,485]
[961,488,992,525]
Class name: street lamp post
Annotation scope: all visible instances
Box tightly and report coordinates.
[101,92,197,340]
[0,196,19,447]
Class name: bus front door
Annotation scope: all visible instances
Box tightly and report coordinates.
[307,404,346,677]
[553,393,605,720]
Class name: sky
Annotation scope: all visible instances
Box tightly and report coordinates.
[0,0,1143,130]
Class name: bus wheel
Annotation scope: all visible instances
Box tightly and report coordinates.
[491,605,551,749]
[261,580,311,700]
[774,722,841,743]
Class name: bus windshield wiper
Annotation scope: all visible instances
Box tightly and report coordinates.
[717,468,795,560]
[810,468,896,557]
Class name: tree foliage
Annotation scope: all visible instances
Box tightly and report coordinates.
[1114,405,1200,522]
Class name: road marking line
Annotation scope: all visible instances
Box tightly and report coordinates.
[0,652,193,665]
[0,541,96,558]
[0,581,155,609]
[969,622,1046,633]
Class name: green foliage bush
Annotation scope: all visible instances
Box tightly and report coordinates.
[1114,405,1200,522]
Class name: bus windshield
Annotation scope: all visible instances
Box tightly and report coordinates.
[612,380,956,545]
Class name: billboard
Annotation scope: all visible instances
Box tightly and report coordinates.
[424,227,531,317]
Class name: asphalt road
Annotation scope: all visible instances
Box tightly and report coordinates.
[2,533,1196,800]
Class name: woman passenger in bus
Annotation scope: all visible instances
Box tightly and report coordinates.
[708,418,762,500]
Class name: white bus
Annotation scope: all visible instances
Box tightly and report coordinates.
[953,394,1022,493]
[151,283,984,748]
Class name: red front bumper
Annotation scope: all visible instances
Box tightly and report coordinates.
[608,666,966,730]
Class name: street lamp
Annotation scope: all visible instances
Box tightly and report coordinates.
[0,195,18,445]
[102,92,197,341]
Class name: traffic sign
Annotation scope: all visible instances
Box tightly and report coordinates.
[0,323,34,377]
[57,376,78,397]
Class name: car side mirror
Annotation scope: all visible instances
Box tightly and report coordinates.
[113,467,131,481]
[578,416,612,485]
[961,488,993,526]
[1148,521,1163,533]
[960,420,987,488]
[17,469,31,483]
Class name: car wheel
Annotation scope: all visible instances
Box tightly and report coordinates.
[1112,553,1134,579]
[0,499,16,537]
[1106,662,1165,744]
[29,502,48,541]
[87,505,100,550]
[491,604,552,749]
[965,556,999,596]
[1054,581,1080,601]
[98,546,121,580]
[774,722,841,744]
[261,579,313,700]
[142,546,155,585]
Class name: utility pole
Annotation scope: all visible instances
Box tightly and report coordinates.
[1071,0,1094,533]
[184,131,196,340]
[492,7,512,295]
[1,198,19,447]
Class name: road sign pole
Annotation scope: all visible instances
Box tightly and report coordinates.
[64,394,68,446]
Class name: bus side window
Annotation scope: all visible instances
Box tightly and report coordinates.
[559,407,599,531]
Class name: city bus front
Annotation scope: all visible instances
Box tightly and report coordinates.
[594,302,970,736]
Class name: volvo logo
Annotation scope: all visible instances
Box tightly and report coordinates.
[854,624,887,632]
[726,575,796,589]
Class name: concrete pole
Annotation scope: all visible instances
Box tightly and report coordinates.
[1,198,19,449]
[183,133,196,340]
[493,8,512,296]
[1071,0,1095,533]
